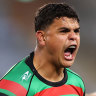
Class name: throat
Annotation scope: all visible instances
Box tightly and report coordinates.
[39,68,64,82]
[33,50,64,82]
[34,61,64,82]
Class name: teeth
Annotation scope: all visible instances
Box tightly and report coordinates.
[69,45,76,49]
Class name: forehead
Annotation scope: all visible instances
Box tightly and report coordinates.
[48,17,80,30]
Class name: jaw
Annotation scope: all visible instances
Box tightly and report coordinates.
[60,58,75,68]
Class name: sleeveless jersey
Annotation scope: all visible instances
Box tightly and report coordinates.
[0,52,85,96]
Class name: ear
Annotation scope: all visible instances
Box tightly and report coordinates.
[36,30,45,46]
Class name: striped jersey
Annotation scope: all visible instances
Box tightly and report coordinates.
[0,52,85,96]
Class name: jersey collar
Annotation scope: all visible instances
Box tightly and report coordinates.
[25,52,68,87]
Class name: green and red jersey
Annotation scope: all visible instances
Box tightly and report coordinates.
[0,52,85,96]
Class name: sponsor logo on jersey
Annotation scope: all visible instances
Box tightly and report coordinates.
[21,71,32,81]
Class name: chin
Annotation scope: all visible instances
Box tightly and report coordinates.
[61,60,74,68]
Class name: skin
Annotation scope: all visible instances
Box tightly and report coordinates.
[33,17,80,82]
[86,92,96,96]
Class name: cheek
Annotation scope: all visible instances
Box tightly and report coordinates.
[46,36,64,53]
[52,36,65,47]
[48,39,60,51]
[77,36,80,46]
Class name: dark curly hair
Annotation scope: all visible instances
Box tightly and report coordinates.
[35,3,79,32]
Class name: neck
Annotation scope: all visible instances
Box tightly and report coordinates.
[33,48,64,82]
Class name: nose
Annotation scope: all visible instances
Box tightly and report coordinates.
[68,31,79,41]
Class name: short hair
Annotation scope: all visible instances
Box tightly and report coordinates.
[35,3,79,32]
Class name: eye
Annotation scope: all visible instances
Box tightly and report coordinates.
[74,29,80,33]
[60,28,70,33]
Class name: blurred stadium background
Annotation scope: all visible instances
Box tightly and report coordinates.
[0,0,96,94]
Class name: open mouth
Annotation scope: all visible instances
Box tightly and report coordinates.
[64,45,77,60]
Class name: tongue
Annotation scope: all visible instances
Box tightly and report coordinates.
[64,52,71,56]
[64,52,73,60]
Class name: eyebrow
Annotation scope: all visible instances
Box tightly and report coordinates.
[58,27,80,30]
[74,27,80,30]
